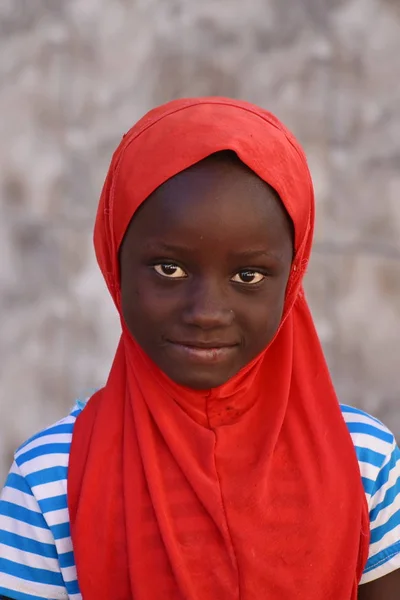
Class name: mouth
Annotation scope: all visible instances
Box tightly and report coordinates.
[166,340,239,364]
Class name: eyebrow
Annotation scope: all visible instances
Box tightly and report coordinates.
[145,242,285,262]
[145,241,195,254]
[229,249,284,261]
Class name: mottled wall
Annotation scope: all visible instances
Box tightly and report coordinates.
[1,0,400,483]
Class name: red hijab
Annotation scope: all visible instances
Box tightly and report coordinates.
[68,97,369,599]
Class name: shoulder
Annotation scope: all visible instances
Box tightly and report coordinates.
[340,404,397,501]
[14,402,83,487]
[9,400,84,537]
[340,404,400,584]
[0,402,84,600]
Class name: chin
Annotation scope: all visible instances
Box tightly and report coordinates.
[168,367,239,391]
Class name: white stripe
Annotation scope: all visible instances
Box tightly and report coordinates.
[0,485,41,513]
[54,534,74,555]
[29,479,67,501]
[61,566,79,583]
[379,443,397,468]
[16,433,73,454]
[0,571,68,599]
[0,541,60,572]
[349,433,393,457]
[0,514,55,545]
[358,462,380,482]
[7,462,22,477]
[21,453,70,474]
[342,411,389,432]
[44,508,69,528]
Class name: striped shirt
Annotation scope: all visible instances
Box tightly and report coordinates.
[0,401,399,600]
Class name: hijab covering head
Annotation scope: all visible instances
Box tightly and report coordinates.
[68,97,369,600]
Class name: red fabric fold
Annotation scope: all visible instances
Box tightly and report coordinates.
[68,97,370,599]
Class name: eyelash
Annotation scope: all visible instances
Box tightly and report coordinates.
[152,262,269,285]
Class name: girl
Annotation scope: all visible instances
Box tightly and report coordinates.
[0,97,399,599]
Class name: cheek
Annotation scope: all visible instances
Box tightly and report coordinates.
[246,305,282,344]
[121,280,175,339]
[238,288,287,351]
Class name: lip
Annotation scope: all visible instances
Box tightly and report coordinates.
[166,340,239,364]
[171,340,238,349]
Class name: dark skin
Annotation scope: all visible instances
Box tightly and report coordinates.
[4,155,397,600]
[358,570,400,599]
[120,151,294,390]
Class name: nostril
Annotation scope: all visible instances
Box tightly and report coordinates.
[182,280,235,328]
[182,305,235,329]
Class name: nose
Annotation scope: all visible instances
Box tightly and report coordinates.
[182,278,234,330]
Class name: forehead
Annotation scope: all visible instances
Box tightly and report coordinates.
[152,152,275,201]
[120,153,294,253]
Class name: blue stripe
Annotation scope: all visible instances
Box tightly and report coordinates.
[39,493,68,514]
[58,550,75,569]
[0,585,49,600]
[364,540,400,573]
[17,444,71,466]
[370,476,400,523]
[51,521,71,540]
[370,508,400,544]
[345,422,394,444]
[391,445,400,464]
[361,476,376,496]
[65,577,81,595]
[0,528,57,559]
[18,423,74,451]
[340,404,384,426]
[372,449,400,495]
[0,557,64,586]
[4,472,34,496]
[25,466,68,488]
[354,446,385,468]
[0,501,47,530]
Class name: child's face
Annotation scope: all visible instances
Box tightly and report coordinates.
[120,154,294,390]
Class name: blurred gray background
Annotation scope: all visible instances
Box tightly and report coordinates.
[1,0,399,483]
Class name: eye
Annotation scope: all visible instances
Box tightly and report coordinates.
[231,269,266,285]
[153,263,187,279]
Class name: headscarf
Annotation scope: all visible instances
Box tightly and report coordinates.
[68,97,370,600]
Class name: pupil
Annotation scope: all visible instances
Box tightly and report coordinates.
[162,264,176,275]
[241,270,254,282]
